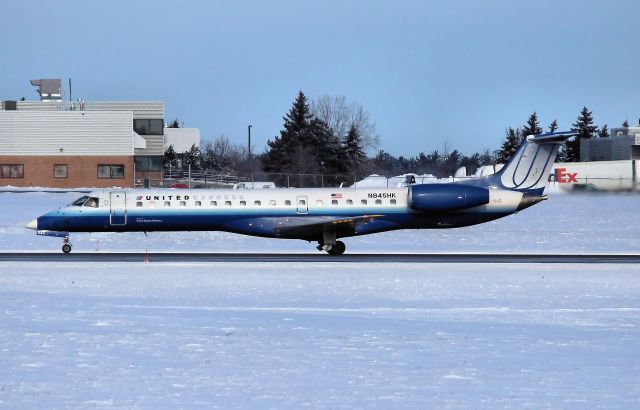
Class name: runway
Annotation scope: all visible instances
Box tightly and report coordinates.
[0,252,638,263]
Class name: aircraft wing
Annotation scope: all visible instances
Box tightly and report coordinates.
[274,214,385,240]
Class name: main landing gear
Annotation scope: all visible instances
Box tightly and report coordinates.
[61,236,72,254]
[318,230,346,255]
[317,240,346,255]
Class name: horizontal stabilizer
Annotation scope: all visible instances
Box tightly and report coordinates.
[529,130,577,144]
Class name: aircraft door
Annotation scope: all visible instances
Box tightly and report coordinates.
[296,196,308,214]
[110,191,127,225]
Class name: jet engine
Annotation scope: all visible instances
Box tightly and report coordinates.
[409,184,490,212]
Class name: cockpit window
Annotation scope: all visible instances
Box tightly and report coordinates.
[83,197,99,208]
[70,196,89,206]
[69,196,99,207]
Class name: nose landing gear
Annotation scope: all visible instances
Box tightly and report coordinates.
[61,236,72,254]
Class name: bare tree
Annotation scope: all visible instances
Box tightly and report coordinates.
[201,135,247,173]
[311,95,380,152]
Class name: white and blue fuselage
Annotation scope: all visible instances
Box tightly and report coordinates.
[28,132,576,254]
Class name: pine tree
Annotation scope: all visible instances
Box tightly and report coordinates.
[496,127,522,164]
[264,91,313,173]
[548,119,558,133]
[598,124,609,138]
[302,117,342,174]
[622,120,629,127]
[342,124,366,174]
[522,112,543,137]
[566,107,597,162]
[182,144,201,170]
[163,145,177,168]
[556,144,567,163]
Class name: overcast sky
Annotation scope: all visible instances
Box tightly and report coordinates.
[2,0,639,156]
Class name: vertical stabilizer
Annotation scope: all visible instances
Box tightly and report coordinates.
[496,131,576,194]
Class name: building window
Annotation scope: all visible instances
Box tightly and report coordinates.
[133,119,164,136]
[134,156,163,171]
[97,164,125,179]
[53,164,68,179]
[0,164,24,178]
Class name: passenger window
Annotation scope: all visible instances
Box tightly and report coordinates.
[240,200,246,206]
[211,201,217,206]
[164,201,170,207]
[299,199,306,205]
[254,200,261,206]
[375,199,382,205]
[225,201,232,206]
[195,201,202,207]
[180,201,186,207]
[149,201,156,208]
[136,201,143,207]
[316,200,323,206]
[361,199,367,205]
[285,200,292,206]
[347,199,353,205]
[269,200,276,206]
[390,199,397,205]
[331,199,338,205]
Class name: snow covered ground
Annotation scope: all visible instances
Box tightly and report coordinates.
[1,191,639,408]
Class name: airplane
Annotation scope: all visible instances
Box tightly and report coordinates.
[27,131,575,255]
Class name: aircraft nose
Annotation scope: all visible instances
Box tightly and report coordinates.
[26,219,38,230]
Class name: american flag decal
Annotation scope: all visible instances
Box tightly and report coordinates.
[136,196,143,200]
[331,193,342,199]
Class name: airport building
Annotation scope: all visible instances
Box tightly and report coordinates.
[580,126,640,161]
[0,79,198,188]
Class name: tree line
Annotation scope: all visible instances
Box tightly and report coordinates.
[496,108,636,164]
[165,93,639,182]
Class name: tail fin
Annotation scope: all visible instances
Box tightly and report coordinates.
[496,131,576,194]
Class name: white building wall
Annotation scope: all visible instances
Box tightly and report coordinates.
[164,128,200,152]
[16,100,164,119]
[551,160,639,192]
[0,111,134,156]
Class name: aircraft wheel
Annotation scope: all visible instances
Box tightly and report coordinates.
[62,243,72,254]
[327,241,346,255]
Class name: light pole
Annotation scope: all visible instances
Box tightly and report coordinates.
[247,125,252,180]
[247,125,252,161]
